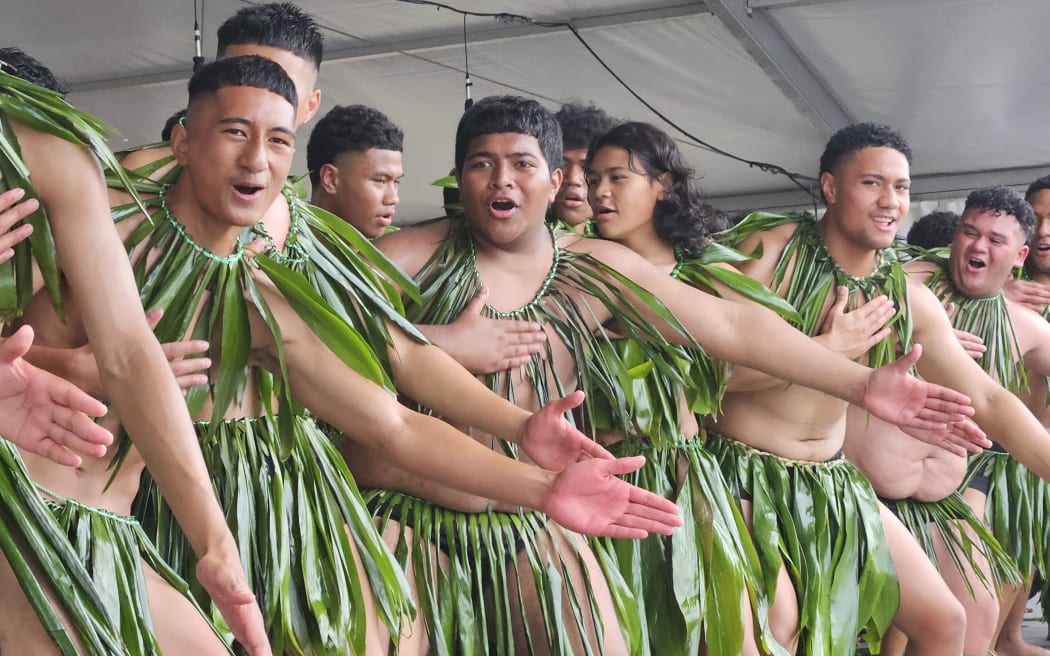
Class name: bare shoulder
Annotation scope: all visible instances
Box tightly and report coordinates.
[563,235,649,275]
[119,144,175,181]
[12,118,99,186]
[1007,298,1050,345]
[374,219,451,279]
[737,220,798,258]
[903,259,938,284]
[906,279,952,333]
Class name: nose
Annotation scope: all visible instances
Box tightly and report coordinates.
[386,183,399,207]
[239,135,267,172]
[565,163,585,188]
[878,184,900,209]
[488,161,512,188]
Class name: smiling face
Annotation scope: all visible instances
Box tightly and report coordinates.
[456,132,562,248]
[1027,189,1050,278]
[174,84,296,230]
[820,146,911,257]
[317,148,403,238]
[949,208,1028,297]
[586,145,665,243]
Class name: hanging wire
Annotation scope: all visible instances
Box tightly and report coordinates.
[462,14,473,110]
[396,0,819,201]
[192,0,206,71]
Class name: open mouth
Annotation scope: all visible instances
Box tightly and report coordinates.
[491,199,516,211]
[1036,243,1050,254]
[233,184,264,198]
[595,206,615,217]
[967,258,986,270]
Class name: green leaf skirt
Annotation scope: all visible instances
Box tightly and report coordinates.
[591,438,785,656]
[40,486,228,655]
[881,491,1020,595]
[966,450,1050,580]
[0,441,129,655]
[707,435,899,656]
[363,489,606,656]
[133,414,414,656]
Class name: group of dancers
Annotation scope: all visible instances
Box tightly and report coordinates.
[1,3,1048,656]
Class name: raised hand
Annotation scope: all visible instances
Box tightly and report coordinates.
[195,551,272,656]
[862,344,988,452]
[0,325,112,466]
[542,455,682,539]
[817,286,896,359]
[519,390,613,471]
[1004,278,1050,312]
[0,187,38,264]
[439,287,547,374]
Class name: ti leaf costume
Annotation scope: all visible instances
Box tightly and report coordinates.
[123,181,416,655]
[923,254,1050,584]
[585,241,801,656]
[0,68,215,655]
[717,212,903,655]
[364,219,707,655]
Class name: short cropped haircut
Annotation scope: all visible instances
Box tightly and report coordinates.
[906,210,960,249]
[216,2,323,69]
[187,55,297,113]
[307,105,403,186]
[555,103,619,152]
[963,186,1035,242]
[588,121,721,258]
[455,95,562,174]
[1025,175,1050,202]
[0,47,68,94]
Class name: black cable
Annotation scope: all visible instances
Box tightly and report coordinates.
[396,0,819,200]
[462,14,473,110]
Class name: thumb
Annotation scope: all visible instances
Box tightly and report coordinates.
[602,455,646,477]
[896,343,923,370]
[548,390,586,415]
[462,286,490,316]
[831,285,849,314]
[0,324,33,363]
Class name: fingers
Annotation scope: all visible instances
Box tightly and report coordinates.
[0,324,34,364]
[897,343,923,369]
[47,373,109,419]
[145,308,164,329]
[0,188,38,263]
[580,438,614,460]
[547,390,586,414]
[33,440,81,468]
[160,339,210,361]
[51,404,114,447]
[830,286,848,314]
[921,383,975,415]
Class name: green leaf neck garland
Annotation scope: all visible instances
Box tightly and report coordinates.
[922,254,1028,396]
[722,212,913,368]
[406,219,698,441]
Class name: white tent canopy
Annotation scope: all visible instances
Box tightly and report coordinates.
[3,0,1047,223]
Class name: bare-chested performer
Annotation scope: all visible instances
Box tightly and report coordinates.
[848,186,1050,655]
[24,56,691,656]
[716,123,1050,656]
[0,48,270,655]
[355,96,978,656]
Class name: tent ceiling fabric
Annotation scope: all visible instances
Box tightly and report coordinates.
[2,0,1047,221]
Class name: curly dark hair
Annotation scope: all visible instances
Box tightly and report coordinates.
[906,210,960,249]
[818,123,911,202]
[307,105,403,187]
[1025,175,1050,202]
[455,95,561,174]
[964,186,1035,242]
[217,2,323,69]
[587,121,721,259]
[0,48,68,94]
[554,103,619,152]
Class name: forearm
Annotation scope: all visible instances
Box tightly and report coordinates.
[666,294,870,406]
[976,387,1050,481]
[389,330,530,441]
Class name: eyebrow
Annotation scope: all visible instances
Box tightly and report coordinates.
[861,172,911,183]
[218,116,295,138]
[467,150,540,160]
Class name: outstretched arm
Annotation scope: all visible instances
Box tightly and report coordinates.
[268,300,678,538]
[590,241,974,435]
[910,282,1050,480]
[16,123,269,655]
